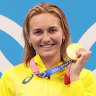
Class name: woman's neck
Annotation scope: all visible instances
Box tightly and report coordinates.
[40,54,61,69]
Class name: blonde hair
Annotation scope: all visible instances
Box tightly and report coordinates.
[22,2,71,65]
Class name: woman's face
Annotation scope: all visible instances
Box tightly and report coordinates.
[28,13,65,58]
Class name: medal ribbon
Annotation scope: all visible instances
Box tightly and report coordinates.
[30,58,72,82]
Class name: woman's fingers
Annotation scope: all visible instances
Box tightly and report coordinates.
[70,48,92,82]
[76,48,92,66]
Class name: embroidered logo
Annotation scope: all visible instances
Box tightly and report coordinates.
[22,74,34,84]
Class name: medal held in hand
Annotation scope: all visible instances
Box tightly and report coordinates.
[66,43,83,61]
[64,43,83,85]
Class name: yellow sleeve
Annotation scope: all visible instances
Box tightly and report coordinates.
[70,70,96,96]
[0,70,15,96]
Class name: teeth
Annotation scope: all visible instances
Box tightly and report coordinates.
[43,45,52,48]
[40,44,53,48]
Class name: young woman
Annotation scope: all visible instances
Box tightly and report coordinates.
[0,2,96,96]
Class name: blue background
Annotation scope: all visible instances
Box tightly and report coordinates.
[0,0,96,77]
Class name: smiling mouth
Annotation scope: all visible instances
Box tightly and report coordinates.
[40,44,55,48]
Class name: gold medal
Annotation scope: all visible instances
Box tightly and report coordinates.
[66,43,83,61]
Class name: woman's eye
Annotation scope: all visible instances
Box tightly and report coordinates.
[49,28,56,33]
[34,30,42,35]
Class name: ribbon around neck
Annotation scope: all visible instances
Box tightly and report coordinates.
[30,58,72,79]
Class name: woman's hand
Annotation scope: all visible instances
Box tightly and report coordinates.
[70,48,92,82]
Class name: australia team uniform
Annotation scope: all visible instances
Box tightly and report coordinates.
[0,55,96,96]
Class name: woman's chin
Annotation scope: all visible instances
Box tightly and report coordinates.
[39,52,56,58]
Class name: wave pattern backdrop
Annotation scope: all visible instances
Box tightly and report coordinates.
[0,0,96,79]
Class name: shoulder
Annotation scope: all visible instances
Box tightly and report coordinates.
[80,69,95,85]
[80,69,94,78]
[1,62,31,80]
[3,63,26,74]
[80,68,94,77]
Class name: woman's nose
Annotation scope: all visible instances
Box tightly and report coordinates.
[42,32,51,43]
